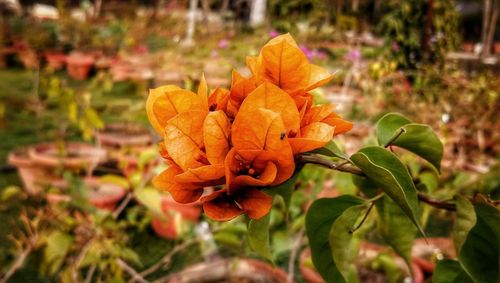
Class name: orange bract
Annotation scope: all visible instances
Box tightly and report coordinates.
[146,33,352,221]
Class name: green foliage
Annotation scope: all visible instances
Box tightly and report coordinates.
[433,259,473,283]
[376,113,443,171]
[248,213,272,261]
[379,0,460,69]
[305,195,365,283]
[351,146,423,235]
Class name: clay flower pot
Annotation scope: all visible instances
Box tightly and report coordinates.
[44,52,66,70]
[168,258,288,283]
[151,195,202,239]
[47,177,126,211]
[96,122,152,149]
[8,147,43,195]
[29,142,107,170]
[66,52,95,80]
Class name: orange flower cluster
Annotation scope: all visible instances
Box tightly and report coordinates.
[146,34,352,221]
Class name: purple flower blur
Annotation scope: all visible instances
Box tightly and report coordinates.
[344,49,361,62]
[268,30,280,38]
[218,39,230,49]
[299,45,327,61]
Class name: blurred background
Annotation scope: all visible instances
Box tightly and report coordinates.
[0,0,499,282]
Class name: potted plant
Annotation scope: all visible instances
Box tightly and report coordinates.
[66,51,95,80]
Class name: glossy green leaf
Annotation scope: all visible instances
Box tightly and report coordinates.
[311,139,349,160]
[376,112,411,146]
[392,124,443,172]
[452,196,476,254]
[248,212,272,261]
[305,195,365,283]
[433,259,473,283]
[351,146,424,235]
[419,171,438,193]
[376,195,416,269]
[459,197,500,283]
[330,204,366,281]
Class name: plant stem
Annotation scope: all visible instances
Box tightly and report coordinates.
[117,259,149,283]
[287,228,305,283]
[384,127,406,148]
[417,193,456,211]
[349,201,375,234]
[299,154,365,176]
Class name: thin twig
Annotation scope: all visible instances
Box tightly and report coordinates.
[350,202,375,234]
[417,193,456,211]
[113,192,133,219]
[384,127,406,148]
[0,245,32,283]
[84,265,96,283]
[299,155,365,176]
[287,228,305,283]
[133,237,200,281]
[117,258,149,283]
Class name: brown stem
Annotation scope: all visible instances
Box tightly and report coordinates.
[298,154,364,176]
[287,228,305,283]
[350,201,375,233]
[417,193,456,211]
[117,259,149,283]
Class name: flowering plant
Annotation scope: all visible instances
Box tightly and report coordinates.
[146,34,499,283]
[147,34,352,221]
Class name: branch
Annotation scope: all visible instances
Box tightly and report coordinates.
[417,193,456,211]
[287,229,305,283]
[298,155,364,176]
[0,246,32,283]
[117,259,149,283]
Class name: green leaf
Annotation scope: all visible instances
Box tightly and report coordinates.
[100,175,130,190]
[351,146,424,236]
[248,212,272,261]
[329,204,366,281]
[376,112,411,146]
[392,124,443,172]
[135,188,164,217]
[452,196,476,254]
[376,195,416,269]
[264,169,301,213]
[433,259,473,283]
[311,140,349,160]
[42,231,74,275]
[305,195,365,283]
[419,171,438,193]
[459,197,500,283]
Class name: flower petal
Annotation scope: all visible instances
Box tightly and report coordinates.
[238,189,273,220]
[208,87,230,112]
[164,110,207,170]
[153,166,202,203]
[254,37,311,95]
[289,122,335,154]
[146,86,205,134]
[305,64,334,91]
[238,82,300,134]
[174,164,225,185]
[229,70,257,107]
[201,189,244,221]
[203,111,231,165]
[198,74,209,111]
[322,115,353,136]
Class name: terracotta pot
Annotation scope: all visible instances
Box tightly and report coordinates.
[96,122,152,148]
[494,42,500,54]
[8,147,44,194]
[44,52,66,70]
[28,142,107,170]
[168,258,287,283]
[151,195,201,239]
[47,177,126,211]
[66,52,95,80]
[462,42,474,53]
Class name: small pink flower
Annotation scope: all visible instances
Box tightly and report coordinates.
[218,39,230,49]
[344,49,361,62]
[268,30,280,38]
